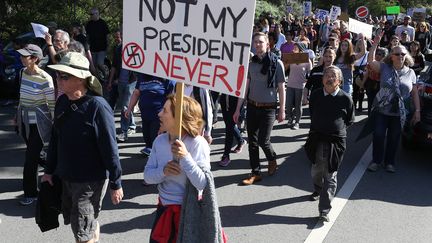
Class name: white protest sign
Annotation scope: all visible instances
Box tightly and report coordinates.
[31,23,49,38]
[329,5,341,21]
[303,1,312,17]
[122,0,256,98]
[407,8,414,17]
[315,9,329,20]
[348,18,373,39]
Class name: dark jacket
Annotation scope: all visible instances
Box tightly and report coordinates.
[46,93,122,190]
[304,131,346,173]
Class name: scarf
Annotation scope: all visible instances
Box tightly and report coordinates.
[251,52,279,88]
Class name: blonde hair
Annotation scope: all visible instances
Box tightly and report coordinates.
[167,94,204,137]
[383,45,414,67]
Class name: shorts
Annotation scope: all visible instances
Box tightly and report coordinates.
[62,179,108,242]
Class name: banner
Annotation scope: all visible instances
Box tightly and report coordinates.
[348,18,373,39]
[329,5,341,21]
[303,1,312,17]
[122,0,256,98]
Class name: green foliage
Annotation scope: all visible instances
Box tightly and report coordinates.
[0,0,122,43]
[255,0,286,20]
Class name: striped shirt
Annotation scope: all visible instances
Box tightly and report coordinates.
[19,69,55,123]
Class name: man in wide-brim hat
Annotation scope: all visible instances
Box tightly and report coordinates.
[42,52,123,243]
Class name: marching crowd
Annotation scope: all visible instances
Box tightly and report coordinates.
[9,6,432,243]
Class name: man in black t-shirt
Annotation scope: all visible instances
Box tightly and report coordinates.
[85,8,109,69]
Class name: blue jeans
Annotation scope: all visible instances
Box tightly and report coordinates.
[342,83,353,96]
[285,87,304,123]
[91,51,106,67]
[118,82,136,133]
[372,113,402,166]
[220,96,244,157]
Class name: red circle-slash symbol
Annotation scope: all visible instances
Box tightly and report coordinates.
[122,42,145,69]
[356,6,369,19]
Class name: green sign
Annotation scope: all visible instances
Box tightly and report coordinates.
[386,6,400,14]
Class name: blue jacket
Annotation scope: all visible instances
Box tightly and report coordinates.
[46,94,122,189]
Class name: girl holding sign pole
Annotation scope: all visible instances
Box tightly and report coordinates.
[144,95,226,243]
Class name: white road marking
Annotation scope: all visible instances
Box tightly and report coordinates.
[304,144,372,243]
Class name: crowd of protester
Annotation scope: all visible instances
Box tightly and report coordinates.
[5,6,432,242]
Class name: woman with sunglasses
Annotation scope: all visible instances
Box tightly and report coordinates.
[414,22,431,54]
[15,44,55,206]
[366,31,421,173]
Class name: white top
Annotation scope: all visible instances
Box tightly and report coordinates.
[144,133,211,205]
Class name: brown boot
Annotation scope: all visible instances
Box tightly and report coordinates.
[242,174,262,185]
[268,160,278,176]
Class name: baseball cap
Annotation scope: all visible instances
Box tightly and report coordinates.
[401,30,408,35]
[17,44,43,59]
[48,52,103,96]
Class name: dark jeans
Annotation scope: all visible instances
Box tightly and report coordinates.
[22,124,43,197]
[221,99,244,157]
[366,88,378,115]
[373,113,402,166]
[246,104,277,175]
[142,118,160,148]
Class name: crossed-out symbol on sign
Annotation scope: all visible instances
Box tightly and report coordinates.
[122,42,145,69]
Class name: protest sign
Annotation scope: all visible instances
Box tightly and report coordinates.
[348,18,373,39]
[329,5,341,21]
[31,23,48,39]
[407,8,414,17]
[303,1,312,17]
[386,6,400,15]
[282,53,309,65]
[122,0,256,98]
[412,8,426,22]
[315,9,329,20]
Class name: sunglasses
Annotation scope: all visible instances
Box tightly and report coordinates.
[392,53,406,57]
[376,53,385,56]
[56,72,72,81]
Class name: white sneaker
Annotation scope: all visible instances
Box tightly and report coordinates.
[127,129,136,135]
[116,133,128,142]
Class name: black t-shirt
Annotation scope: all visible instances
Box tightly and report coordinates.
[85,19,109,52]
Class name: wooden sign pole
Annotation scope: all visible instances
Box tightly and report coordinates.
[173,82,184,162]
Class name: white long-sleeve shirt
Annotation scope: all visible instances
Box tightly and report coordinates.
[144,133,211,205]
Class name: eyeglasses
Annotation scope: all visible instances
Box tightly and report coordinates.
[53,39,64,43]
[392,53,406,57]
[375,53,385,56]
[420,25,426,28]
[56,72,72,81]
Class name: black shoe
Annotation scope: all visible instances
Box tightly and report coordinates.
[319,212,329,222]
[309,192,320,201]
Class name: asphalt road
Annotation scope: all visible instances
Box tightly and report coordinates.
[0,101,431,243]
